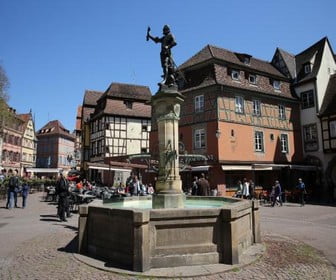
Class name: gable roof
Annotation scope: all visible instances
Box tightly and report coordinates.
[103,82,152,101]
[18,113,33,131]
[37,120,74,140]
[102,99,151,118]
[83,90,103,106]
[277,48,296,79]
[179,45,286,78]
[295,37,328,84]
[319,74,336,116]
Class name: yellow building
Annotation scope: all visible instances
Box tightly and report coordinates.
[19,113,37,176]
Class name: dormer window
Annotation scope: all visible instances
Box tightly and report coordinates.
[231,70,240,81]
[243,57,250,65]
[273,80,281,90]
[249,74,257,84]
[304,63,312,74]
[124,100,133,109]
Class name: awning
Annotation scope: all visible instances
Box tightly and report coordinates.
[289,164,318,171]
[221,165,252,171]
[191,165,210,171]
[25,168,62,173]
[221,164,318,171]
[88,165,132,172]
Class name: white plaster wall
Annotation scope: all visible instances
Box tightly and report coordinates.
[316,43,336,110]
[127,119,142,154]
[295,83,317,126]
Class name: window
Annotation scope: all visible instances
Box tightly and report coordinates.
[231,70,240,80]
[124,100,133,109]
[235,96,244,114]
[142,125,148,132]
[303,124,318,151]
[249,74,257,84]
[304,124,317,142]
[301,90,315,109]
[194,128,205,149]
[194,95,204,113]
[329,120,336,138]
[304,63,312,74]
[273,80,281,90]
[278,105,286,120]
[243,57,250,65]
[280,134,289,153]
[254,131,264,152]
[252,100,261,116]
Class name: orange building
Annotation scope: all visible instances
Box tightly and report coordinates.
[151,45,316,195]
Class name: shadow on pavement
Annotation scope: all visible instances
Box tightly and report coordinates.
[58,235,78,253]
[40,218,61,222]
[60,224,78,232]
[40,214,60,222]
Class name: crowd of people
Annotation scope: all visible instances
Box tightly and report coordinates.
[1,167,308,221]
[1,170,30,209]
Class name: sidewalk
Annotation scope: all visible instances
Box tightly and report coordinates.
[0,193,334,279]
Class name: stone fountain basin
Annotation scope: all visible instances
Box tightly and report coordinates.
[78,196,260,272]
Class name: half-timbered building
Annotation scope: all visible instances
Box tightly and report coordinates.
[160,45,309,195]
[88,83,152,185]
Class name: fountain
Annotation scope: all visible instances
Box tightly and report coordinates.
[77,25,261,272]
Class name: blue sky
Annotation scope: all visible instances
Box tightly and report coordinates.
[1,0,335,131]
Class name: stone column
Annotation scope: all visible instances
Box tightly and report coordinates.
[151,86,185,208]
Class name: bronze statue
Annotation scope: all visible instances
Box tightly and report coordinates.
[146,25,177,87]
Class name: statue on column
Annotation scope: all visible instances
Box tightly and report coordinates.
[146,25,177,87]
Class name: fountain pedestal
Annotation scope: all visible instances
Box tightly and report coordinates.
[151,85,185,209]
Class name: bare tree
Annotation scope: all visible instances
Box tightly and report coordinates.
[0,64,10,118]
[0,64,10,132]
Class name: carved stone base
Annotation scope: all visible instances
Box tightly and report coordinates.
[152,193,185,209]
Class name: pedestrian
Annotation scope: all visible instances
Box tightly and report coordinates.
[131,175,141,196]
[249,179,255,199]
[296,178,306,206]
[235,180,243,198]
[191,176,198,195]
[197,173,210,196]
[6,170,20,209]
[242,178,250,199]
[272,180,282,207]
[147,183,154,195]
[21,180,30,208]
[55,171,70,222]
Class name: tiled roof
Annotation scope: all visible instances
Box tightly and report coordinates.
[82,107,95,122]
[319,74,336,116]
[83,90,103,106]
[102,99,151,118]
[295,37,327,84]
[179,45,286,78]
[104,82,152,101]
[75,106,82,131]
[37,120,74,140]
[277,48,296,79]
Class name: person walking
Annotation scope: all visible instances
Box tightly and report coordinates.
[249,179,255,199]
[197,173,210,196]
[242,178,250,199]
[191,176,198,195]
[55,172,70,222]
[296,178,306,206]
[21,180,30,208]
[131,176,141,196]
[6,170,20,209]
[272,180,282,207]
